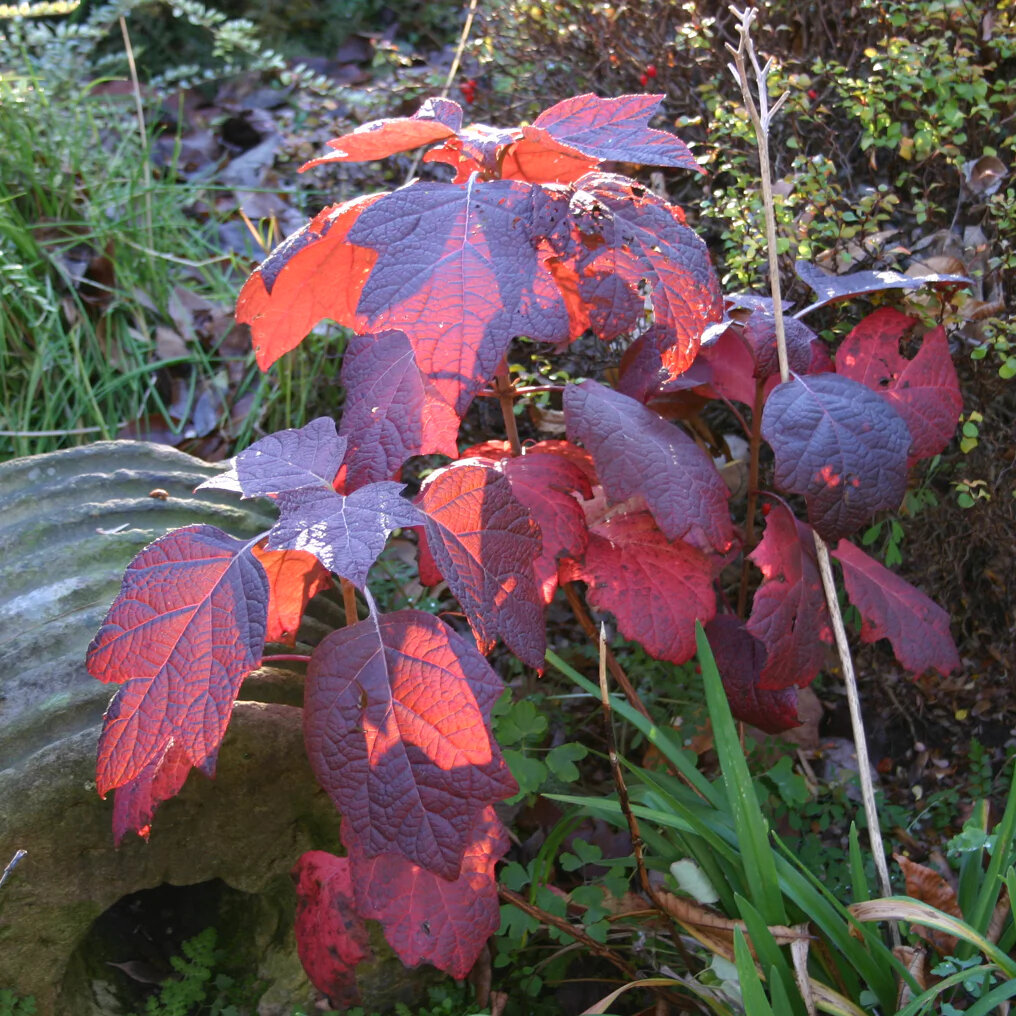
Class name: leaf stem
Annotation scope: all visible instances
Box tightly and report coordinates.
[341,577,359,626]
[492,367,523,457]
[259,654,312,665]
[728,5,897,928]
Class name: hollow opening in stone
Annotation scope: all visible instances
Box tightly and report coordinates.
[61,878,273,1015]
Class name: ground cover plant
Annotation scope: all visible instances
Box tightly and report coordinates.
[81,67,979,1010]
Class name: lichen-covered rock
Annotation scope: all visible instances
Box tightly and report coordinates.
[0,442,426,1014]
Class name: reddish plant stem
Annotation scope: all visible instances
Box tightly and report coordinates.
[736,378,766,618]
[492,369,523,457]
[561,581,651,721]
[341,577,359,626]
[260,654,312,665]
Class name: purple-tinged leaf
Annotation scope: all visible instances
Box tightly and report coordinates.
[761,373,910,543]
[527,93,703,171]
[339,331,461,489]
[795,260,970,317]
[292,851,372,1007]
[348,179,572,413]
[111,742,198,845]
[203,417,346,497]
[617,327,714,403]
[569,173,722,376]
[304,610,517,880]
[741,309,824,380]
[704,616,800,734]
[416,464,546,670]
[422,123,522,183]
[832,540,960,677]
[746,505,831,690]
[564,380,733,553]
[268,482,421,588]
[560,508,716,665]
[835,308,962,462]
[347,805,508,978]
[86,525,269,833]
[251,542,332,645]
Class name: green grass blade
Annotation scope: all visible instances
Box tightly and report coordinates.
[966,760,1016,943]
[848,823,870,903]
[697,623,786,925]
[735,894,806,1016]
[733,927,775,1016]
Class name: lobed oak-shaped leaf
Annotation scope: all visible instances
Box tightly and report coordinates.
[292,851,372,1007]
[268,482,421,589]
[416,464,545,670]
[704,616,800,734]
[569,173,722,376]
[339,330,461,489]
[346,805,508,978]
[422,123,522,183]
[560,508,716,665]
[526,93,703,172]
[564,380,733,552]
[761,373,910,543]
[741,310,827,381]
[303,610,517,880]
[347,179,572,413]
[251,542,332,645]
[832,539,960,676]
[236,195,382,370]
[235,417,346,496]
[499,133,599,185]
[835,308,962,462]
[746,505,831,690]
[87,525,268,822]
[794,260,970,317]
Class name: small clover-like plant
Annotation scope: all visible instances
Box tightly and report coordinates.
[87,92,965,1003]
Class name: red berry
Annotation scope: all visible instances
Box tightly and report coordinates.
[639,74,648,87]
[807,89,818,100]
[761,503,772,517]
[646,64,657,78]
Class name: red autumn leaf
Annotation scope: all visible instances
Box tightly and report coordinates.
[704,616,800,734]
[835,308,962,462]
[560,508,716,665]
[617,326,715,403]
[347,805,508,978]
[338,331,461,489]
[251,542,332,645]
[268,482,421,589]
[741,309,827,381]
[87,525,268,820]
[832,540,960,676]
[422,123,522,183]
[111,742,202,846]
[569,173,722,376]
[347,180,572,412]
[564,380,733,552]
[236,195,381,370]
[526,93,703,172]
[746,504,832,690]
[304,610,516,880]
[502,449,592,604]
[292,851,372,1007]
[500,133,599,185]
[301,103,458,170]
[416,464,546,670]
[761,373,910,543]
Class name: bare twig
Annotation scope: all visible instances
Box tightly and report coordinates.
[0,850,26,891]
[727,5,897,934]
